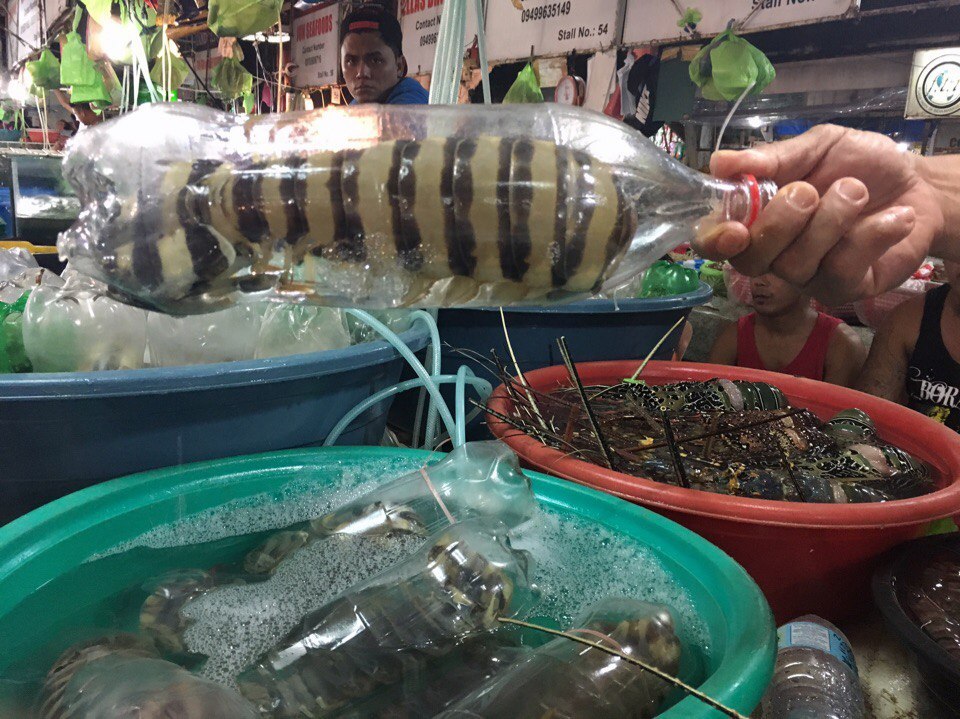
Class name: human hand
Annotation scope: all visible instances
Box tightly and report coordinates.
[695,125,946,304]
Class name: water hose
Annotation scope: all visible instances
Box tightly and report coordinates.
[344,309,457,447]
[323,370,491,447]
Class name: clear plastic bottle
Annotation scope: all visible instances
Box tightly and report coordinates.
[762,615,865,719]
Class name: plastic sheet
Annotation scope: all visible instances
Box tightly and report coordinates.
[242,441,535,576]
[437,598,682,719]
[59,102,773,315]
[42,652,257,719]
[255,304,351,359]
[22,271,149,372]
[145,303,262,366]
[236,519,533,718]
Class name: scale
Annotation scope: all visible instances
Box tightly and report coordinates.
[555,75,586,106]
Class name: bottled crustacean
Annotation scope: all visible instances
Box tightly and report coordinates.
[243,441,534,577]
[38,634,257,719]
[436,598,682,719]
[236,519,533,718]
[59,103,775,314]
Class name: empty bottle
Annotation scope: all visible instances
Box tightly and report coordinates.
[762,615,865,719]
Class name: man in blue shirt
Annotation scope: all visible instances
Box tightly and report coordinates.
[340,7,429,105]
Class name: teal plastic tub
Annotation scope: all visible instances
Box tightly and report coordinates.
[0,447,774,718]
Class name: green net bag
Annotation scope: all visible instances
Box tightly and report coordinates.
[150,54,190,91]
[207,0,282,38]
[502,63,543,104]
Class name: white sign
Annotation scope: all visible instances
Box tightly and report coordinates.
[906,48,960,120]
[182,47,224,90]
[399,0,479,76]
[623,0,858,46]
[45,0,69,27]
[291,1,340,88]
[6,0,42,68]
[484,0,620,63]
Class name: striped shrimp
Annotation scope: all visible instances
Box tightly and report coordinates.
[60,103,771,314]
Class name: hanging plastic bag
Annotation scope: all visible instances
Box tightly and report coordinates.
[81,0,116,28]
[146,303,262,366]
[502,63,543,104]
[236,519,534,717]
[211,56,254,101]
[689,30,775,101]
[254,304,351,359]
[22,272,148,372]
[436,598,682,718]
[61,8,99,86]
[149,53,190,91]
[69,66,112,106]
[26,49,61,92]
[208,0,283,38]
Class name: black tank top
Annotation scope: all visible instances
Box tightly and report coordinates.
[906,283,960,432]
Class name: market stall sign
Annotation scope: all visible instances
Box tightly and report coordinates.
[6,0,43,69]
[484,0,620,63]
[623,0,859,46]
[291,1,340,89]
[906,48,960,120]
[399,0,479,77]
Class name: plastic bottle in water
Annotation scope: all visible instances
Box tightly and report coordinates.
[761,615,865,719]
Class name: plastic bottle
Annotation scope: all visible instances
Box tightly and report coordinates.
[762,615,865,719]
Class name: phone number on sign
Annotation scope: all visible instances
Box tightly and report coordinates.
[521,1,571,23]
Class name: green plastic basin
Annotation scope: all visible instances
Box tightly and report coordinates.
[0,447,774,718]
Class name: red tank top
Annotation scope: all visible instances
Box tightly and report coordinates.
[736,312,843,381]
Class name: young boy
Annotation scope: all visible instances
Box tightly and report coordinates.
[708,273,867,386]
[857,261,960,432]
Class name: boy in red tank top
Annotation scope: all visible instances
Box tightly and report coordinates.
[708,273,866,385]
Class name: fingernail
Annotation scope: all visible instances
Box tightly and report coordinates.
[891,206,916,227]
[786,185,817,211]
[837,179,867,203]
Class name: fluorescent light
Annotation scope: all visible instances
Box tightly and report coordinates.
[747,116,763,129]
[8,76,29,103]
[99,18,140,63]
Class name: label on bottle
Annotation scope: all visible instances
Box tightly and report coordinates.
[778,621,858,675]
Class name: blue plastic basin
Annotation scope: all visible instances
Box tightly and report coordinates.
[393,284,712,439]
[0,325,430,523]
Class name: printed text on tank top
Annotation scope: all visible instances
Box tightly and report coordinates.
[906,284,960,432]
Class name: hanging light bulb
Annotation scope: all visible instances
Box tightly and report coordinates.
[8,76,30,103]
[99,18,140,63]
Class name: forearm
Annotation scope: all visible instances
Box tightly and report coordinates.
[918,154,960,260]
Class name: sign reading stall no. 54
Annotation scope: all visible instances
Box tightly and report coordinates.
[484,0,620,63]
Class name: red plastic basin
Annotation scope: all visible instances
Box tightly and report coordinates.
[488,360,960,623]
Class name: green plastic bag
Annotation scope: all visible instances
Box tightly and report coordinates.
[81,0,115,27]
[26,49,61,91]
[211,56,254,101]
[150,54,190,91]
[689,30,775,102]
[0,292,32,374]
[208,0,283,38]
[70,68,112,106]
[638,261,699,298]
[61,8,99,87]
[503,63,543,104]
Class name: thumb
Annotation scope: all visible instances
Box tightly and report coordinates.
[710,124,845,185]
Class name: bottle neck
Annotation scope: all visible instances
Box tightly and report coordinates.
[707,175,778,229]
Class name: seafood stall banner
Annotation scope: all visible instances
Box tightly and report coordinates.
[6,0,42,68]
[291,1,340,89]
[483,0,621,64]
[399,0,479,77]
[622,0,860,46]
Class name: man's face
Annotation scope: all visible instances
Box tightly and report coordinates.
[341,32,404,103]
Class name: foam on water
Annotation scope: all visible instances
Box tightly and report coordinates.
[512,509,710,657]
[184,532,425,686]
[95,457,422,559]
